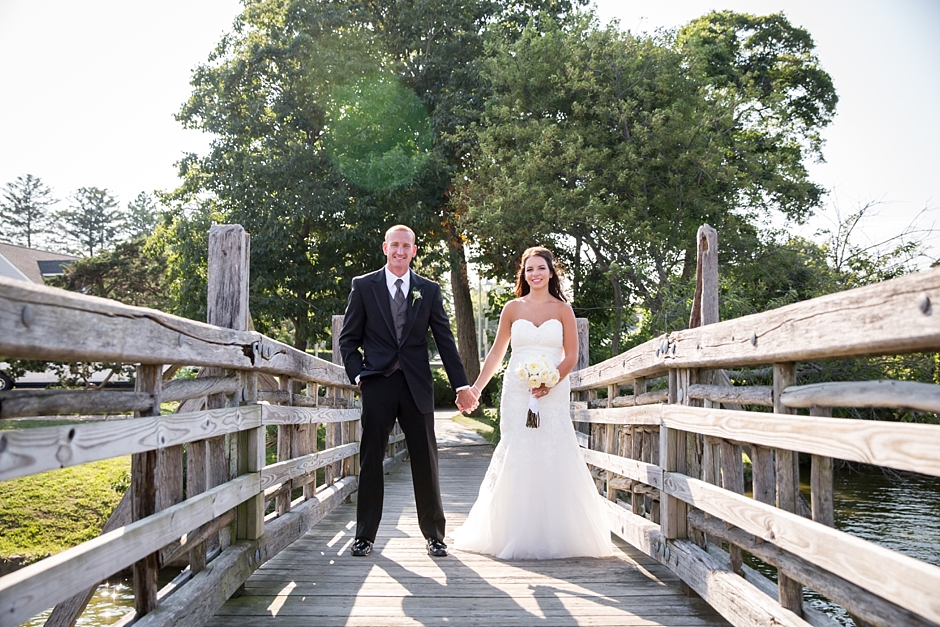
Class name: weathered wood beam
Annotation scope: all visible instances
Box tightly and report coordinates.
[107,476,357,627]
[688,511,937,627]
[660,404,940,478]
[0,406,262,482]
[260,442,359,491]
[781,379,940,413]
[571,268,940,391]
[586,388,669,408]
[687,383,773,406]
[0,389,155,419]
[604,500,813,627]
[162,376,241,403]
[663,471,940,623]
[579,448,663,489]
[570,404,662,426]
[260,405,359,425]
[0,473,259,627]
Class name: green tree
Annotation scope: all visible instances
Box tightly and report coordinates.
[0,174,57,248]
[57,187,123,256]
[49,237,169,310]
[124,192,160,239]
[171,0,585,361]
[458,12,837,356]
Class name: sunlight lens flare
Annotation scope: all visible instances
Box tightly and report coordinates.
[324,73,432,191]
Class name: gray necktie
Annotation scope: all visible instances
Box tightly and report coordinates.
[394,278,405,305]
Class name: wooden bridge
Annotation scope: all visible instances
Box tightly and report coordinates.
[1,224,939,627]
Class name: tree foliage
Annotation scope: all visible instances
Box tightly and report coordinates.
[167,0,586,359]
[0,174,56,248]
[124,192,160,240]
[57,187,123,256]
[457,11,838,356]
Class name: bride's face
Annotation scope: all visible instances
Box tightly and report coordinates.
[524,256,552,291]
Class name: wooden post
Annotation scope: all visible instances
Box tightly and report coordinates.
[774,362,803,615]
[276,377,293,515]
[329,315,347,485]
[237,370,263,540]
[131,364,162,617]
[186,436,208,574]
[631,377,646,516]
[574,317,590,438]
[720,439,746,575]
[661,368,687,541]
[688,224,719,330]
[809,406,835,527]
[606,384,617,501]
[304,381,319,499]
[206,225,262,545]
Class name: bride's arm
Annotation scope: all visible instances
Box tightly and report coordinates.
[471,301,516,393]
[557,304,579,380]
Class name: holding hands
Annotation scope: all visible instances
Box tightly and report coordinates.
[456,385,481,413]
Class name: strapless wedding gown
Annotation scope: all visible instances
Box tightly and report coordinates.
[452,318,612,559]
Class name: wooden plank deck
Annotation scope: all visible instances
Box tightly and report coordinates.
[207,442,729,627]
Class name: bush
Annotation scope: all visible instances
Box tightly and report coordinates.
[432,368,456,407]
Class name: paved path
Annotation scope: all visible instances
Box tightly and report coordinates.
[207,436,729,626]
[433,408,489,447]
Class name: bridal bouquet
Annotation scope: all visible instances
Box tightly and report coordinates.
[515,355,560,428]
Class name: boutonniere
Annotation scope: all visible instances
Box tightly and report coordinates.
[411,287,422,306]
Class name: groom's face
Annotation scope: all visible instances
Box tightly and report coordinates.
[383,230,417,276]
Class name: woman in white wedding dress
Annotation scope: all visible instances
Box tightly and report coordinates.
[452,247,612,559]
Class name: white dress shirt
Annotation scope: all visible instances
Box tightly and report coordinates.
[384,266,410,299]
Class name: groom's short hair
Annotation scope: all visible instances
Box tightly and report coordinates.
[385,224,416,244]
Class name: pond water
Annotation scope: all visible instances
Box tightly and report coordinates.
[18,466,940,626]
[752,464,940,626]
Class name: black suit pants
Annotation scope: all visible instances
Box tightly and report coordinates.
[356,369,445,543]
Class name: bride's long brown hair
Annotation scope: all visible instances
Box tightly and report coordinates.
[514,247,567,302]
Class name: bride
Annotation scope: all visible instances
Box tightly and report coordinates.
[452,246,612,559]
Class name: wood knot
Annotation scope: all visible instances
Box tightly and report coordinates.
[919,295,932,316]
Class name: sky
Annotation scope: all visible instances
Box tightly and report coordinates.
[1,0,938,256]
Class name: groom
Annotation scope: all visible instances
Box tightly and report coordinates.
[339,225,479,558]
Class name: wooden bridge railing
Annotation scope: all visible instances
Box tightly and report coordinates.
[570,226,940,627]
[0,225,404,627]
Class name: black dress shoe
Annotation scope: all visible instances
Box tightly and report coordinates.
[427,538,448,557]
[350,538,373,557]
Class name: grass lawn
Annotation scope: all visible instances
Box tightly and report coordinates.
[452,408,500,443]
[0,456,130,563]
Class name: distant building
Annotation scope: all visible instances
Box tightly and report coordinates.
[0,242,78,284]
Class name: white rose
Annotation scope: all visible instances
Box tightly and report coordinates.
[546,371,560,387]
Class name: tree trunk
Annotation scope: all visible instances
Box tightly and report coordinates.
[610,274,624,358]
[447,239,480,385]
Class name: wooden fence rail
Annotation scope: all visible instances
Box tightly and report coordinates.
[570,225,940,627]
[0,225,398,627]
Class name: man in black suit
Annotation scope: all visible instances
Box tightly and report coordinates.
[339,225,479,558]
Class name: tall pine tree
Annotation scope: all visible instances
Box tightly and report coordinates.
[0,174,56,248]
[57,187,122,256]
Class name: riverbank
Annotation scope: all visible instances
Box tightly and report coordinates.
[0,454,129,571]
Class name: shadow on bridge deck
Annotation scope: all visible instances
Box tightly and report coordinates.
[206,438,729,627]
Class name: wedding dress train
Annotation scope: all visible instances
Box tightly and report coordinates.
[452,318,612,559]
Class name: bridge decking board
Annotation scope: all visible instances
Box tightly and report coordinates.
[206,446,728,627]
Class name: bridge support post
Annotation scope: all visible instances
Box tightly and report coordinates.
[131,363,163,617]
[773,361,803,616]
[661,369,688,541]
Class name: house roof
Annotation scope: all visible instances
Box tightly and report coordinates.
[0,242,79,284]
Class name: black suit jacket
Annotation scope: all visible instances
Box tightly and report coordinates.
[339,268,469,415]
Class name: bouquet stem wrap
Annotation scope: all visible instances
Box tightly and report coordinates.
[526,396,540,428]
